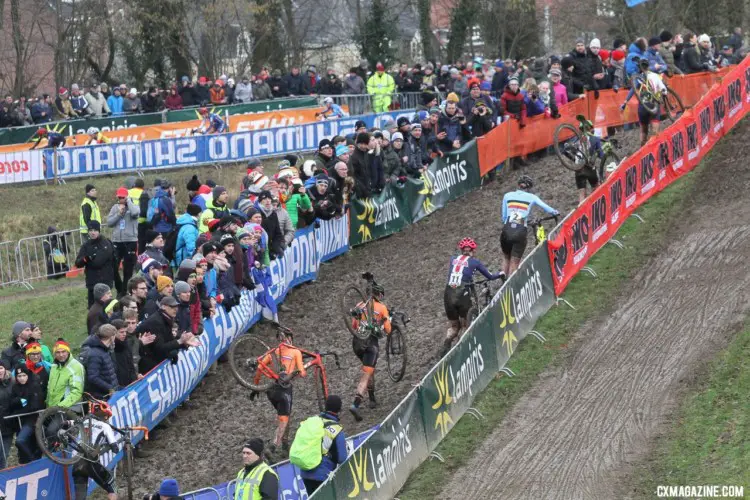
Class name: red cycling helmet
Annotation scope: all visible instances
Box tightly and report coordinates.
[90,400,113,419]
[37,128,48,136]
[458,238,477,250]
[199,107,209,115]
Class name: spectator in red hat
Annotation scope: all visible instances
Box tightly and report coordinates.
[54,87,76,119]
[107,188,139,297]
[597,49,614,89]
[609,49,626,89]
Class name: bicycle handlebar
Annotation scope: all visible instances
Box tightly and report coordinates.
[317,351,342,369]
[528,215,559,226]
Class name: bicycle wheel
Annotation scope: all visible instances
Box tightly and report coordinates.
[664,87,685,123]
[466,306,479,326]
[635,88,660,115]
[35,406,86,465]
[386,323,407,382]
[314,367,327,412]
[340,285,373,340]
[228,335,278,392]
[553,124,588,171]
[599,149,621,180]
[123,444,134,500]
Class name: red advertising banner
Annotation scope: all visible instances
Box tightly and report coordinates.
[548,58,750,295]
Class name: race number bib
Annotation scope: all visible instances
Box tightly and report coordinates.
[508,209,525,224]
[448,255,470,287]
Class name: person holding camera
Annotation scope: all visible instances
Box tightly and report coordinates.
[468,100,494,138]
[436,94,471,154]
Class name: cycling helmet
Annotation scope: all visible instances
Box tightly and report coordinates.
[90,400,113,419]
[371,283,385,298]
[199,107,209,115]
[458,237,477,250]
[37,128,47,136]
[323,97,333,104]
[518,175,534,189]
[87,127,98,135]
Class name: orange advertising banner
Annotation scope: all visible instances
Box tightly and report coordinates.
[0,107,324,154]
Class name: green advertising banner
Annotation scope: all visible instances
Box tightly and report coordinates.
[410,140,482,224]
[164,96,318,122]
[314,388,430,499]
[491,241,557,368]
[418,309,500,448]
[349,182,413,246]
[0,97,318,146]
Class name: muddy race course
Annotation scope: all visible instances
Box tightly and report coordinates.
[439,121,750,500]
[126,129,643,495]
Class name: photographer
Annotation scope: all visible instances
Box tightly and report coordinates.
[523,83,546,118]
[436,94,471,153]
[468,100,494,138]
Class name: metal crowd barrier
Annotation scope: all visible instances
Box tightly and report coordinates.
[15,228,82,289]
[321,91,444,116]
[181,486,223,500]
[0,240,21,288]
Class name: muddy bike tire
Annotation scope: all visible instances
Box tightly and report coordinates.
[35,406,86,466]
[664,87,685,123]
[123,444,134,500]
[635,88,660,115]
[466,306,479,326]
[314,367,327,413]
[553,124,588,171]
[386,323,407,382]
[341,285,373,340]
[599,149,621,180]
[228,335,278,392]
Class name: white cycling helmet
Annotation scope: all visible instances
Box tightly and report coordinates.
[323,97,333,104]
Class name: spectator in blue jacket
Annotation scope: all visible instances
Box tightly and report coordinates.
[625,38,648,79]
[107,88,124,116]
[151,182,177,235]
[31,94,53,124]
[69,84,90,117]
[173,205,201,267]
[522,83,546,118]
[300,395,347,495]
[82,324,118,399]
[646,37,668,74]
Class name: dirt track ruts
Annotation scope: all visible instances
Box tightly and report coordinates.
[438,122,750,500]
[125,130,644,496]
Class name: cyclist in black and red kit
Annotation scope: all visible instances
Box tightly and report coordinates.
[442,238,504,356]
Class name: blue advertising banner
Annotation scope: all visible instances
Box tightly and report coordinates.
[44,110,417,180]
[0,217,349,500]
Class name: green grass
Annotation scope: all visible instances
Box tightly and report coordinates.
[633,322,750,496]
[398,152,707,499]
[0,286,88,354]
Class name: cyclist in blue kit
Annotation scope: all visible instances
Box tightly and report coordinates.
[442,237,505,356]
[501,175,559,276]
[195,107,227,134]
[30,128,66,150]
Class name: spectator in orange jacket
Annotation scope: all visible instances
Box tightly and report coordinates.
[210,81,226,105]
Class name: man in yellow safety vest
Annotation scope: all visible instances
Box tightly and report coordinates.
[234,438,278,500]
[366,62,396,113]
[79,184,101,242]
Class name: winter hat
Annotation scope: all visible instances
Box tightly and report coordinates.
[219,233,235,247]
[283,154,299,167]
[335,144,349,157]
[145,230,160,244]
[354,120,367,130]
[243,438,265,456]
[257,190,273,203]
[325,395,343,414]
[449,67,459,75]
[235,227,251,240]
[187,203,202,217]
[495,59,504,68]
[116,187,128,198]
[575,37,585,45]
[549,68,562,77]
[12,321,30,338]
[648,36,662,47]
[212,186,227,200]
[660,30,673,42]
[87,220,101,232]
[159,478,180,497]
[698,34,710,44]
[53,338,71,353]
[508,77,519,85]
[156,275,173,293]
[186,175,201,192]
[85,184,96,194]
[416,110,429,122]
[315,174,330,186]
[589,38,601,49]
[397,117,410,128]
[25,342,42,355]
[318,138,332,150]
[380,130,391,141]
[429,107,441,115]
[93,283,111,301]
[480,81,491,91]
[129,88,137,95]
[207,219,221,232]
[391,132,404,142]
[174,281,191,296]
[179,259,197,273]
[599,49,611,60]
[613,38,625,49]
[243,206,258,221]
[15,364,33,379]
[141,258,160,274]
[58,87,68,96]
[411,122,422,130]
[611,50,626,61]
[237,198,254,214]
[446,92,459,103]
[206,179,217,188]
[247,158,262,172]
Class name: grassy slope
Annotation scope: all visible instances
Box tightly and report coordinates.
[398,149,708,499]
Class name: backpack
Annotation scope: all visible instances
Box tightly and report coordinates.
[146,196,161,226]
[163,224,184,262]
[289,416,340,471]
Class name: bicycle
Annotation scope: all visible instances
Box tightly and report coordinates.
[466,279,495,325]
[528,215,559,245]
[553,115,622,179]
[228,324,341,411]
[632,72,685,123]
[341,272,409,382]
[35,398,149,500]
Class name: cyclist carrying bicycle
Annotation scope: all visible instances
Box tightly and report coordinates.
[572,116,605,204]
[195,107,227,134]
[250,327,306,456]
[349,278,390,422]
[86,128,111,145]
[315,97,347,120]
[621,57,666,147]
[501,175,559,276]
[71,400,119,500]
[442,238,504,356]
[30,128,66,150]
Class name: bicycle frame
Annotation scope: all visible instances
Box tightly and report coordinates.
[255,342,340,388]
